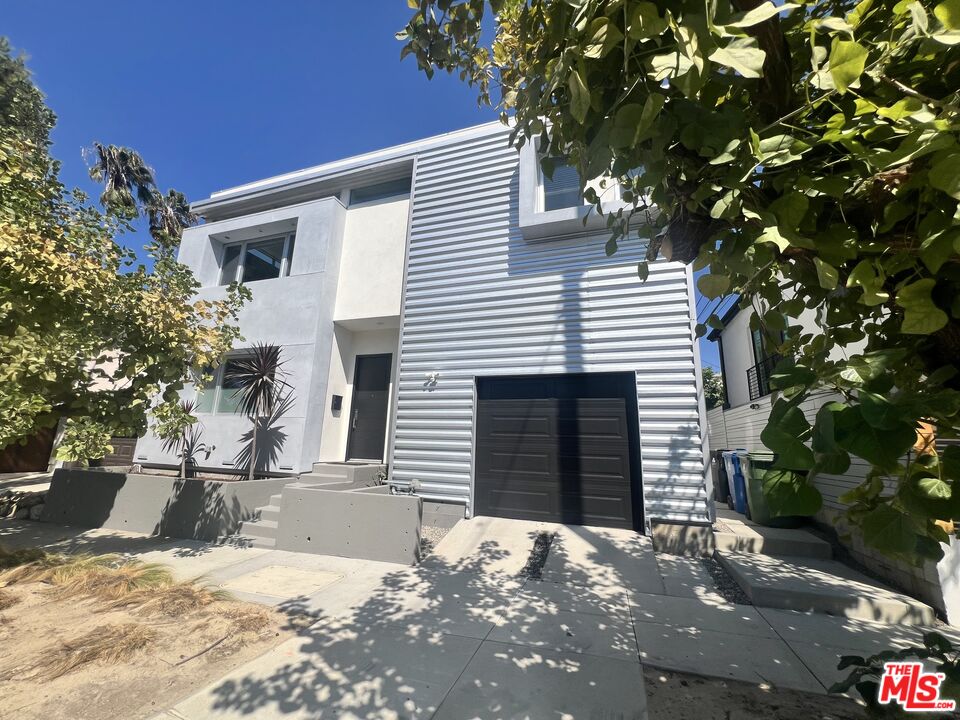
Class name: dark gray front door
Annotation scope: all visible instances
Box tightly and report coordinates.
[474,373,642,530]
[346,354,392,461]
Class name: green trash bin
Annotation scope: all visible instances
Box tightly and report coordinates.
[738,451,805,528]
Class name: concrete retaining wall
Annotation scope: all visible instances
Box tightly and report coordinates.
[41,469,290,541]
[276,485,421,564]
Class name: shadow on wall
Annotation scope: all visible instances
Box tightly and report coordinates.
[39,469,290,544]
[233,392,293,479]
[155,479,246,544]
[39,470,124,529]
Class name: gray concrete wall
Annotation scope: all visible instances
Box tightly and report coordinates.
[275,485,421,564]
[41,469,290,541]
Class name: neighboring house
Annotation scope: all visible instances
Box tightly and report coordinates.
[708,303,960,621]
[134,122,709,534]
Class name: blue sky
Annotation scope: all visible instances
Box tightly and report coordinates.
[5,0,720,373]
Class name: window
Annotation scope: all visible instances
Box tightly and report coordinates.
[194,357,258,414]
[219,234,296,285]
[542,159,583,211]
[349,177,412,205]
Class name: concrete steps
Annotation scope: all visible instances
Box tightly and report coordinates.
[300,462,384,488]
[231,490,290,550]
[255,505,280,523]
[717,551,936,625]
[714,510,832,560]
[239,518,277,537]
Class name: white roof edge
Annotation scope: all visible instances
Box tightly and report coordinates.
[207,120,508,202]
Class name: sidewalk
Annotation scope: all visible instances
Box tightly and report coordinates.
[5,517,948,718]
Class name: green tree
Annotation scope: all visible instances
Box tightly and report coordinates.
[703,368,725,410]
[0,39,248,458]
[399,0,960,563]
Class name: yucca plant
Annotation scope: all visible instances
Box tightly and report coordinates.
[223,344,292,481]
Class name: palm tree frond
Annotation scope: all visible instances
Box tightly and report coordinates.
[223,344,289,419]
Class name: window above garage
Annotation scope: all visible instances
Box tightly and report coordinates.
[518,143,626,241]
[541,158,583,211]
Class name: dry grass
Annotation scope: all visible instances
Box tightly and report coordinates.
[0,546,50,571]
[0,550,291,720]
[28,623,157,680]
[0,587,18,610]
[0,545,230,616]
[112,582,231,617]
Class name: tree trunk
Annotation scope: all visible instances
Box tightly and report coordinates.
[180,447,187,480]
[248,418,257,482]
[730,0,794,121]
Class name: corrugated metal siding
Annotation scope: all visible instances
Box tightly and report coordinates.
[391,127,708,523]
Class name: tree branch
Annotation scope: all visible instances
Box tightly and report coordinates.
[880,75,960,115]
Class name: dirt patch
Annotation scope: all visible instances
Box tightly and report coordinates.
[420,525,452,557]
[520,530,555,579]
[701,554,752,605]
[0,559,296,719]
[644,667,867,719]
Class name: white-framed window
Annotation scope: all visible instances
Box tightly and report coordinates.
[219,233,296,286]
[541,158,584,211]
[193,355,260,415]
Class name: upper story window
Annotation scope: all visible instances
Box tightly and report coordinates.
[541,158,583,211]
[349,177,412,206]
[219,233,296,285]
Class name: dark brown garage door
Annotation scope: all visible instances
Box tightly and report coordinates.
[474,373,642,530]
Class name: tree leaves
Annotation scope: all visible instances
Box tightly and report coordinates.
[813,257,839,289]
[0,42,247,452]
[610,95,665,148]
[584,17,624,59]
[726,2,800,28]
[929,153,960,199]
[627,2,668,40]
[697,273,730,298]
[829,39,868,92]
[568,70,590,123]
[762,468,824,516]
[761,400,815,470]
[861,505,920,554]
[935,0,960,28]
[709,39,766,78]
[833,405,917,470]
[896,279,948,334]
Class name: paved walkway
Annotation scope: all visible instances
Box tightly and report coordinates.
[3,517,956,718]
[0,471,51,494]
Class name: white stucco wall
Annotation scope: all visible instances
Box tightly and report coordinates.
[135,197,347,473]
[334,197,408,324]
[318,327,399,462]
[719,309,755,409]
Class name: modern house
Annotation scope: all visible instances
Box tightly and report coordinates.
[133,122,710,534]
[707,303,960,621]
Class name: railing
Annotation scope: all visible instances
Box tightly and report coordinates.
[746,354,782,401]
